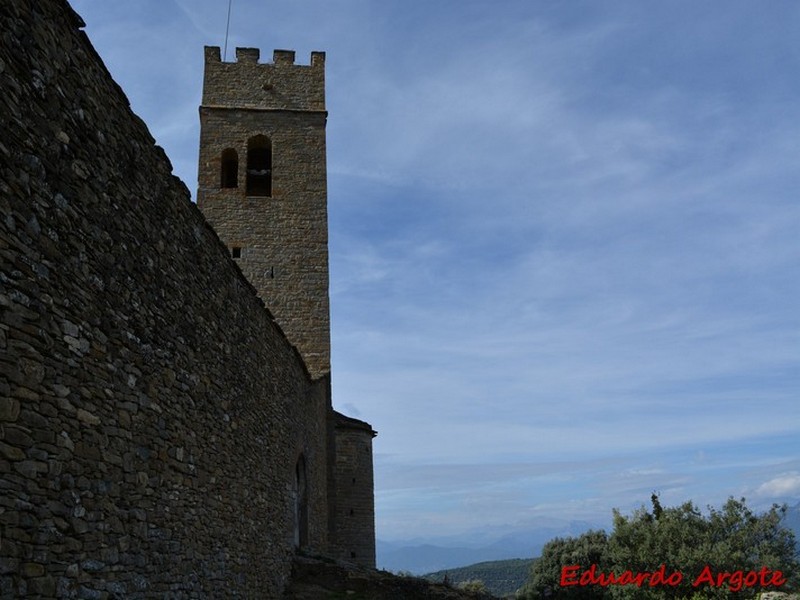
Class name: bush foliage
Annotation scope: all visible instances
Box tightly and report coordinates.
[519,496,798,600]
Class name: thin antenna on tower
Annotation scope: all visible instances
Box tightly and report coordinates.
[223,0,233,61]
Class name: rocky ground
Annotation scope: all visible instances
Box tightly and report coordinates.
[283,555,496,600]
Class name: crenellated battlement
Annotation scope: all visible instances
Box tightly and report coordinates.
[204,45,325,68]
[202,45,325,112]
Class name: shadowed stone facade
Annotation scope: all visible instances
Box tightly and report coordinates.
[332,413,378,565]
[1,0,375,597]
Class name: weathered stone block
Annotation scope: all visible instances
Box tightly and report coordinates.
[20,562,45,577]
[0,557,19,575]
[0,398,20,422]
[0,442,25,461]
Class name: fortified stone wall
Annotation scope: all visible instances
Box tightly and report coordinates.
[1,2,330,597]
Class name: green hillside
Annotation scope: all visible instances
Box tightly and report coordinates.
[423,558,536,598]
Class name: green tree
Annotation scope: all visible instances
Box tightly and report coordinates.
[606,497,798,600]
[606,498,709,599]
[520,530,610,599]
[520,496,798,600]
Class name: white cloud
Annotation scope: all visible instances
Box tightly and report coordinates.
[755,473,800,498]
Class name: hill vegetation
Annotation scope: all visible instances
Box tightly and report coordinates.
[423,558,536,598]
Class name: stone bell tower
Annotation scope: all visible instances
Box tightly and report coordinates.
[197,46,330,379]
[196,46,377,569]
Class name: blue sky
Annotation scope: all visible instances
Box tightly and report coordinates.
[71,0,800,542]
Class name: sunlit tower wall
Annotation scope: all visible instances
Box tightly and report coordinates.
[197,46,330,379]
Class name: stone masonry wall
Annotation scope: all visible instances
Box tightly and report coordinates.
[1,2,330,597]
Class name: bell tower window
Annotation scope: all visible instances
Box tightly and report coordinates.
[246,135,272,197]
[220,148,238,188]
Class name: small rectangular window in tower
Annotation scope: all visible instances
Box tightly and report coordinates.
[231,246,242,259]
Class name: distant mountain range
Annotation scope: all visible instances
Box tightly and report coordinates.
[377,518,601,574]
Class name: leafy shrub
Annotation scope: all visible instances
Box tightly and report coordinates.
[520,496,798,600]
[459,579,489,593]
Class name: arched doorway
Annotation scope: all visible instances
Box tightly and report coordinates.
[293,455,308,549]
